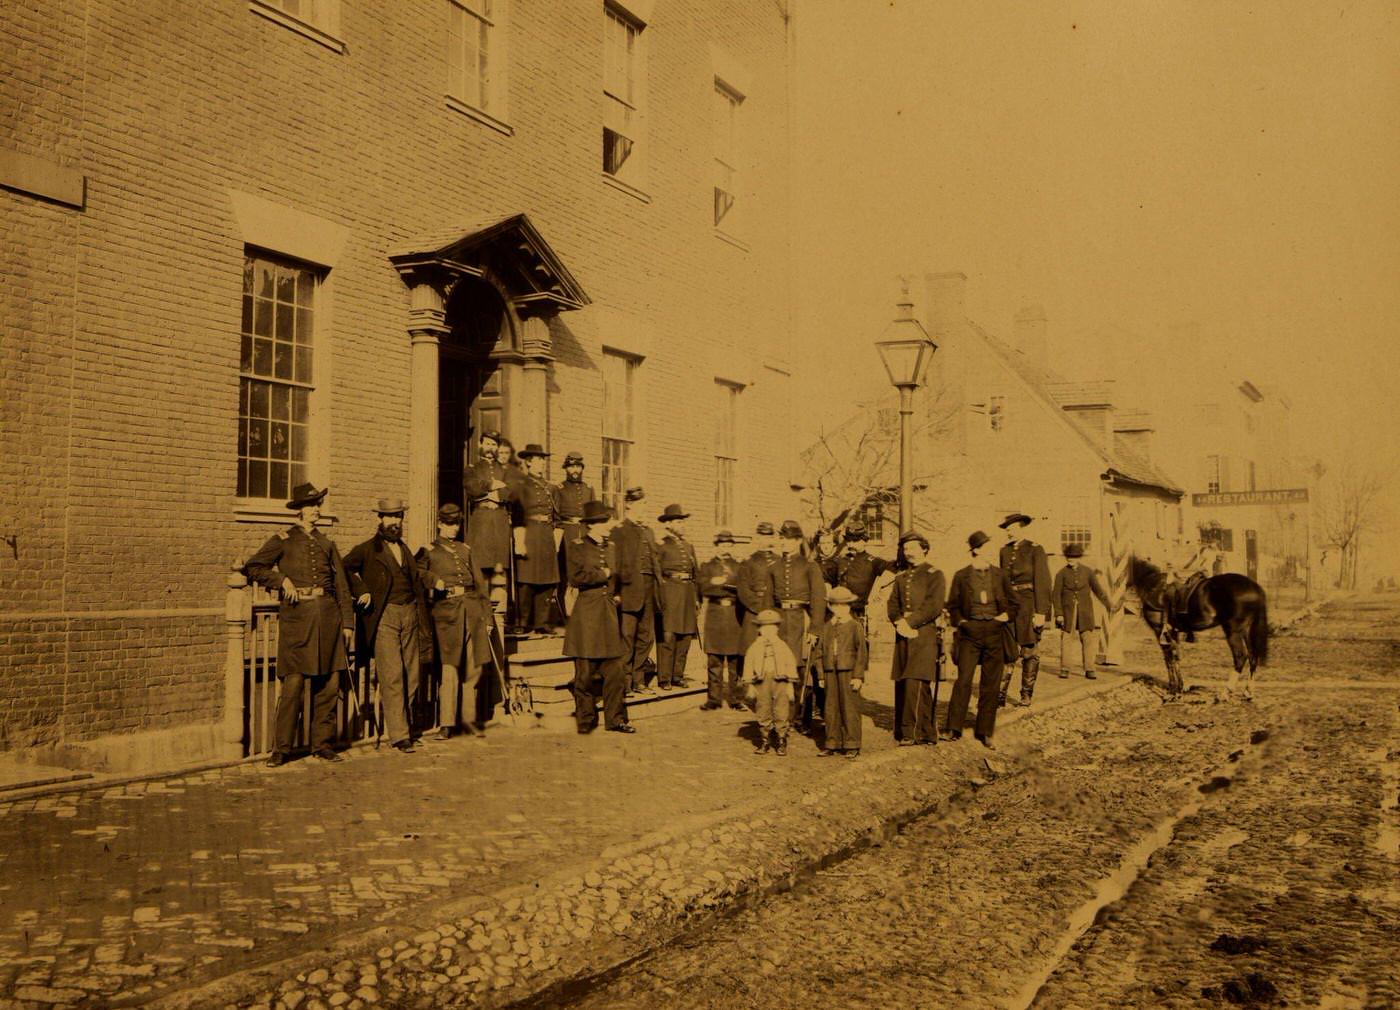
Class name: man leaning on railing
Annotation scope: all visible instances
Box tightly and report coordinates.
[243,482,355,767]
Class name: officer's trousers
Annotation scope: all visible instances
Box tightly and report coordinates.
[657,632,694,687]
[515,583,555,632]
[706,653,744,706]
[949,619,1005,740]
[823,669,863,751]
[621,579,657,690]
[572,658,629,730]
[375,602,421,745]
[273,670,341,756]
[438,660,482,729]
[893,679,935,743]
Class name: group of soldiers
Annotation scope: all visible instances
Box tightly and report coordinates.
[244,430,1112,765]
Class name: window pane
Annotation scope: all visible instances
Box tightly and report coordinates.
[254,298,272,337]
[291,423,307,462]
[247,459,268,499]
[275,302,293,340]
[249,381,270,419]
[292,387,310,423]
[256,261,274,299]
[276,266,296,304]
[270,422,290,460]
[295,270,313,307]
[240,334,254,373]
[269,461,290,501]
[238,418,248,456]
[241,295,253,334]
[295,307,312,344]
[253,338,272,376]
[237,458,247,498]
[291,462,308,489]
[270,383,290,421]
[247,418,268,457]
[239,379,249,415]
[294,346,312,384]
[274,341,293,380]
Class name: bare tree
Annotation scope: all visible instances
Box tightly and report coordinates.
[1315,456,1390,590]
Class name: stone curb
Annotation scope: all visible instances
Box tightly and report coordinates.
[145,673,1147,1010]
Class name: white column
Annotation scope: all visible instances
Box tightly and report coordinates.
[516,314,554,452]
[407,281,449,549]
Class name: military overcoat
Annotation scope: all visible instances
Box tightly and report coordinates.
[464,458,512,568]
[886,563,946,681]
[244,524,353,679]
[736,549,777,650]
[656,534,700,634]
[698,554,743,655]
[562,533,627,659]
[514,474,560,585]
[611,518,662,612]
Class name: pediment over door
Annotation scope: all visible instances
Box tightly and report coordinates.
[389,213,590,316]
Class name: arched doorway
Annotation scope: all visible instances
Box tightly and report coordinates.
[438,277,514,508]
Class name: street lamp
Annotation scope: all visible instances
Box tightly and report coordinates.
[875,290,938,536]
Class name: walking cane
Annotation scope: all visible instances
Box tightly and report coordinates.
[482,620,520,726]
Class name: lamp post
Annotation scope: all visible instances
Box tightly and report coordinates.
[875,290,938,536]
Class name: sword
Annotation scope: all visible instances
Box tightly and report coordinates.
[482,618,520,726]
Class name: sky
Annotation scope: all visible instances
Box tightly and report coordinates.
[789,0,1400,572]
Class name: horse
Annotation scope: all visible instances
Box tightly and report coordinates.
[1126,555,1269,702]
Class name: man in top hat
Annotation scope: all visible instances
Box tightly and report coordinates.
[737,521,779,652]
[344,498,435,753]
[698,529,745,710]
[767,520,827,729]
[464,431,514,589]
[997,512,1052,708]
[821,520,890,625]
[612,486,663,694]
[562,500,634,734]
[244,483,355,766]
[886,530,946,746]
[655,504,700,690]
[417,503,491,739]
[1052,543,1112,681]
[553,451,596,617]
[511,444,559,636]
[946,530,1016,748]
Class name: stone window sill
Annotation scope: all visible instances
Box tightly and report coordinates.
[445,96,515,137]
[601,172,651,204]
[234,500,339,527]
[249,0,346,55]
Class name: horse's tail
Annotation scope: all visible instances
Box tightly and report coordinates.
[1250,593,1270,667]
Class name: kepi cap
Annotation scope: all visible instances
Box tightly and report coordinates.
[779,520,804,539]
[437,503,463,524]
[713,529,736,544]
[563,451,585,466]
[755,521,775,536]
[624,486,646,502]
[898,530,928,549]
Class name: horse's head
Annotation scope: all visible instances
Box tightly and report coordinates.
[1127,554,1166,594]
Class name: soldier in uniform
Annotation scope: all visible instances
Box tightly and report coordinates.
[612,486,662,695]
[1052,543,1111,680]
[821,520,890,627]
[464,431,513,598]
[417,504,491,739]
[344,499,435,754]
[654,504,700,689]
[997,512,1051,708]
[946,530,1016,749]
[512,444,559,636]
[737,521,779,652]
[698,529,745,710]
[244,483,354,766]
[886,531,946,746]
[553,451,595,618]
[767,520,827,730]
[562,500,634,734]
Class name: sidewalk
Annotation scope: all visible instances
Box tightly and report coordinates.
[0,638,1126,1008]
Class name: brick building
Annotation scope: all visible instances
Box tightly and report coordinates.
[2,0,799,760]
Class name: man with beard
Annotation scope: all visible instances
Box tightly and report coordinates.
[612,486,662,695]
[946,530,1016,749]
[886,530,946,746]
[698,529,745,710]
[417,503,491,739]
[553,451,595,618]
[737,521,779,652]
[822,519,890,629]
[767,520,826,730]
[244,483,354,766]
[654,504,699,690]
[563,500,634,734]
[512,444,559,636]
[997,511,1051,708]
[464,430,513,612]
[345,499,435,753]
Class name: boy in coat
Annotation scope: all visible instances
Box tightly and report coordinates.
[698,529,745,710]
[562,501,634,734]
[819,586,868,758]
[745,610,799,756]
[1052,543,1112,680]
[946,530,1016,749]
[886,531,946,745]
[244,483,354,766]
[417,503,491,739]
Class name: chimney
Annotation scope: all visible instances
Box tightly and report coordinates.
[1050,380,1117,451]
[1113,410,1155,462]
[1013,303,1048,366]
[923,271,967,339]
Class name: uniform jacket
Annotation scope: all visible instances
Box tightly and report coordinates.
[464,458,513,569]
[343,534,435,662]
[737,549,778,649]
[698,554,743,655]
[611,518,663,612]
[1000,538,1051,645]
[656,533,700,634]
[886,563,946,682]
[416,537,490,669]
[744,634,799,683]
[819,616,868,677]
[513,474,559,585]
[1051,563,1111,632]
[767,554,827,634]
[562,531,626,659]
[552,479,596,529]
[822,550,890,606]
[244,524,353,678]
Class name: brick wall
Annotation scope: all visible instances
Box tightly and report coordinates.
[1,0,797,750]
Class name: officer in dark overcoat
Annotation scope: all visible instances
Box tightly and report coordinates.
[553,450,595,617]
[946,530,1017,749]
[464,430,512,574]
[767,520,827,728]
[997,512,1052,707]
[1051,543,1111,680]
[512,444,559,635]
[244,483,354,766]
[886,531,946,745]
[344,499,435,753]
[737,521,778,651]
[698,529,744,710]
[611,486,662,694]
[655,504,700,689]
[417,504,491,739]
[563,500,634,734]
[822,520,890,624]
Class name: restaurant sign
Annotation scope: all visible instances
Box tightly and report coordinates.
[1191,488,1309,507]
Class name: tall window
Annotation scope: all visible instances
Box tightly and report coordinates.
[239,252,317,502]
[988,395,1006,433]
[714,381,740,526]
[861,500,886,544]
[603,5,643,181]
[712,82,741,228]
[601,350,637,515]
[1205,454,1221,494]
[447,0,496,112]
[252,0,342,41]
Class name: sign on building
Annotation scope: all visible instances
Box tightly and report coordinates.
[1191,488,1309,507]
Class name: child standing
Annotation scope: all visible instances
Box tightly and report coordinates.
[745,609,799,756]
[819,586,868,758]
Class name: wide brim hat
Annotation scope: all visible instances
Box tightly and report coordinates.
[286,483,328,510]
[517,443,549,458]
[563,451,585,466]
[658,504,689,522]
[624,486,646,502]
[374,497,409,515]
[754,609,782,626]
[755,521,775,536]
[778,520,804,539]
[437,503,463,524]
[968,530,991,550]
[827,586,857,605]
[998,512,1033,530]
[1064,543,1084,558]
[713,529,736,544]
[581,500,613,524]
